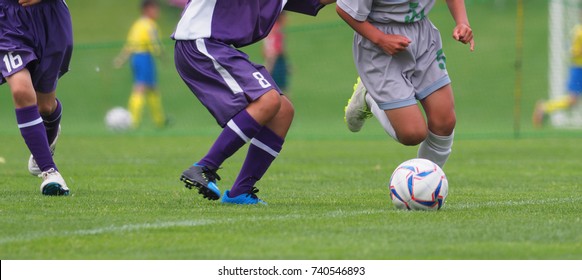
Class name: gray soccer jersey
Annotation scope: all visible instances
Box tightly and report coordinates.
[337,0,436,23]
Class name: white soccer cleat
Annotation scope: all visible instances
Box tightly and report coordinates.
[344,77,372,132]
[40,168,69,196]
[29,125,60,177]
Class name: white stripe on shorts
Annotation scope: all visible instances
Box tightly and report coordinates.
[195,39,243,94]
[250,138,279,158]
[227,120,251,143]
[17,117,43,129]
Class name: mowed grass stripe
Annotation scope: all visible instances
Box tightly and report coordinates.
[0,209,386,245]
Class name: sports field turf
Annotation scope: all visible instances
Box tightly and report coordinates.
[1,0,581,259]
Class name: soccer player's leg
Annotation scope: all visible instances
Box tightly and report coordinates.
[28,93,62,176]
[533,95,576,127]
[180,91,284,201]
[365,94,398,140]
[6,69,68,195]
[128,86,146,128]
[386,104,428,146]
[180,105,268,200]
[535,67,582,127]
[129,53,154,128]
[146,88,168,128]
[175,39,289,201]
[141,55,168,128]
[222,93,292,205]
[344,77,372,132]
[417,84,456,169]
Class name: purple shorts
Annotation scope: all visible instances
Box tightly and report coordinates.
[0,0,73,93]
[174,38,282,127]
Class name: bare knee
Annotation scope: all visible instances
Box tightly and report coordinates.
[398,130,427,146]
[265,96,294,138]
[247,90,282,124]
[278,97,294,120]
[37,99,57,116]
[258,91,282,118]
[10,84,36,108]
[428,114,456,136]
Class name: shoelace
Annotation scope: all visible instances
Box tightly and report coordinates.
[359,109,373,119]
[201,166,221,182]
[41,168,58,178]
[247,187,260,199]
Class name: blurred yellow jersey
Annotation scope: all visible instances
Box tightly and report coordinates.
[125,17,162,55]
[571,25,582,66]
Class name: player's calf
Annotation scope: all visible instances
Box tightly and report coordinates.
[29,125,61,176]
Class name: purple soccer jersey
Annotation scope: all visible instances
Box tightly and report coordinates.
[0,0,73,93]
[173,0,324,48]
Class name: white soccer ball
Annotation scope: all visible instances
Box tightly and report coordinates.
[105,107,133,131]
[388,158,448,211]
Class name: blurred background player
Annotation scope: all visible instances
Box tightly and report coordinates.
[173,0,335,205]
[114,0,167,129]
[0,0,73,195]
[533,22,582,127]
[263,12,290,94]
[338,0,474,169]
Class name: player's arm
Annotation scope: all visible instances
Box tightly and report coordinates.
[263,35,278,73]
[113,47,131,69]
[336,5,410,55]
[571,28,582,58]
[445,0,475,51]
[284,0,333,16]
[19,0,42,7]
[148,26,164,57]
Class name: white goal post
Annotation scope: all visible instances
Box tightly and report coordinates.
[548,0,582,127]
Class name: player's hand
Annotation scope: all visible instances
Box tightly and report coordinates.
[113,52,129,69]
[453,23,475,51]
[19,0,42,7]
[377,34,411,55]
[113,56,126,69]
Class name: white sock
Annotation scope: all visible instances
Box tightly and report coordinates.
[417,130,454,168]
[366,94,397,140]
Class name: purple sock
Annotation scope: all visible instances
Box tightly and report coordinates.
[228,127,284,197]
[16,105,57,172]
[42,98,62,145]
[198,110,262,170]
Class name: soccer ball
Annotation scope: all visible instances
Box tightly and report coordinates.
[105,107,133,131]
[388,158,448,211]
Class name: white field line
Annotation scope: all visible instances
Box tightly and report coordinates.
[0,209,384,245]
[2,197,579,245]
[446,196,582,210]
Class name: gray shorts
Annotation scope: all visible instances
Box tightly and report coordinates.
[353,17,450,110]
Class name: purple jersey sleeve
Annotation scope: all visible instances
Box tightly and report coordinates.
[283,0,324,16]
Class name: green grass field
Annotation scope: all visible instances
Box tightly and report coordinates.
[1,0,581,259]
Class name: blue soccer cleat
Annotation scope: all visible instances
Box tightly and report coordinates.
[180,163,221,200]
[221,187,266,205]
